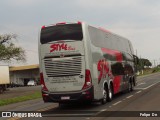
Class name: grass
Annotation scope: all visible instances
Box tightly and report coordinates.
[152,67,160,73]
[0,91,41,106]
[138,67,160,76]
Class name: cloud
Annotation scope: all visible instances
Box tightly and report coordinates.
[75,0,160,24]
[1,0,160,65]
[76,0,139,8]
[3,0,40,7]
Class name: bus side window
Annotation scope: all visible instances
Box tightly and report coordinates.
[111,62,125,76]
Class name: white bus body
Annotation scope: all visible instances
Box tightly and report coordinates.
[38,22,137,104]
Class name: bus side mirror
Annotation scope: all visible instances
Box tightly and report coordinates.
[133,55,139,65]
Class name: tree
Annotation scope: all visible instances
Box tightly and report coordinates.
[138,58,152,69]
[0,34,26,62]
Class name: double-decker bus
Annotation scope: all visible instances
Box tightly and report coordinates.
[38,22,138,104]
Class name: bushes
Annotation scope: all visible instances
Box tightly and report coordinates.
[152,67,160,73]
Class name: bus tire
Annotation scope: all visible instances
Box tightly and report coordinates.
[101,88,107,104]
[107,84,113,102]
[128,81,133,92]
[58,102,63,107]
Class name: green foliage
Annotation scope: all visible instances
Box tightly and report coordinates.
[0,34,26,62]
[0,91,41,106]
[137,58,152,70]
[152,67,160,73]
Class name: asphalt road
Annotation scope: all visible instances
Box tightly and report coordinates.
[1,73,160,120]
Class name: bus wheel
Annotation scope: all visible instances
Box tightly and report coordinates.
[101,88,107,104]
[128,81,133,92]
[107,85,113,102]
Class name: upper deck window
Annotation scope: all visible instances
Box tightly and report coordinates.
[40,24,83,44]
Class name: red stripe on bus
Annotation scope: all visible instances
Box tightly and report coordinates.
[101,48,123,93]
[113,76,121,94]
[101,48,123,62]
[115,52,123,61]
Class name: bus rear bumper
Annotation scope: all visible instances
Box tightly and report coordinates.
[42,86,94,103]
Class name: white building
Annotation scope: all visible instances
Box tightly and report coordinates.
[9,64,40,86]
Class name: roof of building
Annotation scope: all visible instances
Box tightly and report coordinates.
[9,64,39,71]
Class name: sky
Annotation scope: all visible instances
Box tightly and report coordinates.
[0,0,160,66]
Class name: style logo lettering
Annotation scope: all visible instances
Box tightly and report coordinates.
[50,43,75,52]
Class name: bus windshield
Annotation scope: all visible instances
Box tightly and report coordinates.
[40,24,83,44]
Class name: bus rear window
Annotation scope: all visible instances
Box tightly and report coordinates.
[40,24,83,44]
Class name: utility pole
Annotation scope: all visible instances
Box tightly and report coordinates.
[154,60,156,68]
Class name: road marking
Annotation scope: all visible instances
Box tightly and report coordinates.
[135,81,160,90]
[136,91,142,94]
[86,118,90,119]
[95,109,107,116]
[37,106,54,112]
[38,107,50,112]
[126,95,133,99]
[113,101,122,106]
[134,88,144,90]
[137,82,146,86]
[143,81,160,90]
[101,109,107,112]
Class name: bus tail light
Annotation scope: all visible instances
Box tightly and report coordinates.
[40,72,48,91]
[41,26,46,29]
[82,69,92,90]
[77,21,82,24]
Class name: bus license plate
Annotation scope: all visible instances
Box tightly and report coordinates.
[61,96,70,100]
